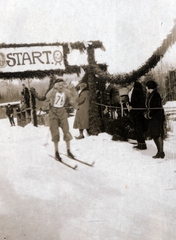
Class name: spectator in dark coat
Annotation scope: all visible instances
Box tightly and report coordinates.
[127,81,147,150]
[22,84,30,108]
[145,80,165,158]
[6,104,15,126]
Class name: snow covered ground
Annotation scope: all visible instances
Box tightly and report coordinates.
[0,112,176,240]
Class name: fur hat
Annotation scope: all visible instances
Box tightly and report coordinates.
[145,80,157,89]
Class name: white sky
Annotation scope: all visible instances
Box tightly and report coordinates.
[0,0,176,74]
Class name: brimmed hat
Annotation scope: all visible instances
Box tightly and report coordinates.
[79,82,87,88]
[146,80,157,89]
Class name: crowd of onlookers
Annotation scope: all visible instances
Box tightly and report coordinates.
[5,78,166,159]
[102,79,165,159]
[5,84,31,126]
[128,80,165,158]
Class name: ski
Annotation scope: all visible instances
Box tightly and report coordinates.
[48,154,77,170]
[61,153,95,167]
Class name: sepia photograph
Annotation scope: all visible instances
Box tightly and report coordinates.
[0,0,176,239]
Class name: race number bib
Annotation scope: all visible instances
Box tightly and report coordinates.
[53,92,65,108]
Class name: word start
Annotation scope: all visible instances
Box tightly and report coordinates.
[0,50,63,68]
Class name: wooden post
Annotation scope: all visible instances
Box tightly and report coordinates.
[21,110,26,127]
[87,72,101,135]
[25,109,31,124]
[27,78,37,127]
[27,78,33,124]
[16,112,22,126]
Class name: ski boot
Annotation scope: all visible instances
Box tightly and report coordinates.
[67,149,75,159]
[55,151,62,161]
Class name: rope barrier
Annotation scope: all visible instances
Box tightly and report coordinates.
[94,101,174,110]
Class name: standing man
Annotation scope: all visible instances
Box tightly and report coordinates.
[22,84,30,108]
[127,81,147,150]
[6,104,15,126]
[44,79,76,161]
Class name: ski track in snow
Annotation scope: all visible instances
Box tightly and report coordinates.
[0,116,176,240]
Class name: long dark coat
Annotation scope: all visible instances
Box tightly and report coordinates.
[130,87,145,117]
[22,87,30,107]
[73,89,89,129]
[129,83,147,143]
[145,89,165,137]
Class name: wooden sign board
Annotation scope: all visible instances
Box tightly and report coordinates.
[0,45,65,72]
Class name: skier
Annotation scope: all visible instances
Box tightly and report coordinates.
[44,79,76,161]
[6,104,15,126]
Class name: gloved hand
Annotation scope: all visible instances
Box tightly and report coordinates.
[126,102,132,111]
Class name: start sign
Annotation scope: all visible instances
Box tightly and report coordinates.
[0,45,65,72]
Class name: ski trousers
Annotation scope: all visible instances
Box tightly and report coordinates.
[49,107,72,142]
